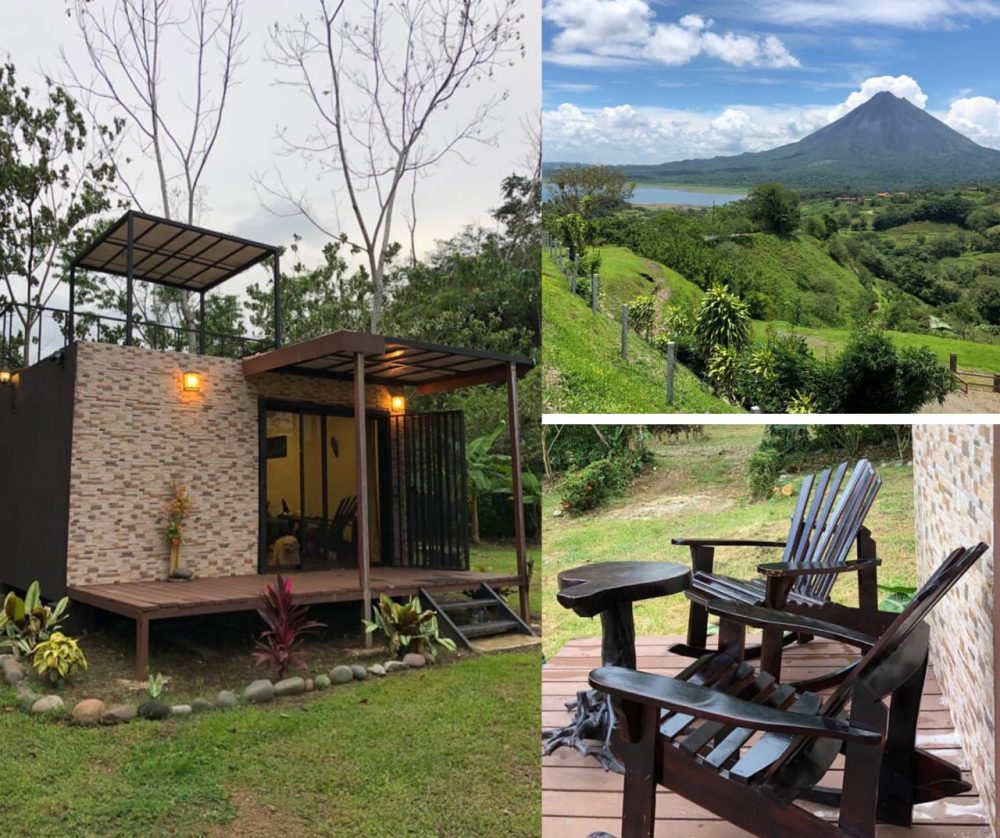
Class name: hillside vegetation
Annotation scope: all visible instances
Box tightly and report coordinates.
[542,254,736,413]
[590,245,703,313]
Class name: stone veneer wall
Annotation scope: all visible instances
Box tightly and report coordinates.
[66,342,394,586]
[912,424,995,826]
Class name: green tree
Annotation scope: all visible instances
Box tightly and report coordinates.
[546,164,634,217]
[973,276,1000,325]
[746,183,801,235]
[0,64,118,363]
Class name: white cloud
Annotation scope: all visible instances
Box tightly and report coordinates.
[754,0,1000,28]
[542,74,987,164]
[828,74,928,119]
[543,0,800,69]
[944,96,1000,146]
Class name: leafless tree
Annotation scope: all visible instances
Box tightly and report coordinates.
[259,0,525,332]
[63,0,246,350]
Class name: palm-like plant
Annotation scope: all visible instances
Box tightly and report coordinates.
[363,594,457,660]
[694,283,751,356]
[252,574,326,680]
[0,581,69,657]
[467,424,514,545]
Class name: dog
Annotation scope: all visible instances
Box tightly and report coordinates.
[271,535,301,568]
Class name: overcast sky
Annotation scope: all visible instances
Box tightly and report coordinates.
[543,0,1000,163]
[3,0,539,304]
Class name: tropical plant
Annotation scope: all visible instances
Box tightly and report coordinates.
[161,482,192,545]
[147,672,164,699]
[787,390,817,414]
[363,594,457,660]
[466,424,513,545]
[694,284,751,356]
[252,574,326,680]
[877,583,917,613]
[706,344,740,400]
[628,295,655,341]
[33,632,87,685]
[0,582,70,657]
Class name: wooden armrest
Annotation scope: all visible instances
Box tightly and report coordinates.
[672,538,787,548]
[756,557,882,578]
[589,666,882,744]
[706,599,877,650]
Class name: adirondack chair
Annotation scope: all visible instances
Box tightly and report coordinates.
[673,459,882,671]
[590,542,988,838]
[328,495,358,561]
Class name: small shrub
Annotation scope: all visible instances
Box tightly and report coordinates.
[559,443,652,515]
[0,582,70,657]
[148,672,164,699]
[363,594,457,660]
[252,574,326,680]
[33,632,87,685]
[747,449,783,501]
[694,284,751,355]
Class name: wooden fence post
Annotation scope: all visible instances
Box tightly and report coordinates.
[666,341,676,406]
[621,304,628,359]
[949,353,958,373]
[993,374,1000,394]
[591,272,599,313]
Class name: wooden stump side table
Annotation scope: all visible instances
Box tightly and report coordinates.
[542,561,691,772]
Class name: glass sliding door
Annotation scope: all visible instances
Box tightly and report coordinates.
[261,402,387,572]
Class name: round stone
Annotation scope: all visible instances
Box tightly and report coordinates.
[244,679,275,703]
[350,664,368,681]
[100,705,137,725]
[31,695,64,715]
[191,698,214,714]
[314,674,331,691]
[274,676,305,697]
[384,660,407,673]
[402,652,426,668]
[304,678,314,692]
[71,698,106,726]
[171,704,192,716]
[329,665,353,685]
[367,664,386,677]
[2,657,25,684]
[216,690,238,710]
[137,700,171,720]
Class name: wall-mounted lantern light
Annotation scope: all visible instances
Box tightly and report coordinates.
[182,371,202,393]
[0,370,13,386]
[390,394,406,414]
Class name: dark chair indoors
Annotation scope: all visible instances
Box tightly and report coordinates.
[327,495,358,562]
[672,460,882,676]
[590,542,988,838]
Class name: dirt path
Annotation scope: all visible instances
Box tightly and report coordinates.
[919,387,1000,413]
[641,259,674,306]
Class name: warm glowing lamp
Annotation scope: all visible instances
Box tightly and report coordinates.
[182,371,202,392]
[390,394,406,413]
[0,370,11,386]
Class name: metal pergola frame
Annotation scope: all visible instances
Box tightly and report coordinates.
[69,210,283,352]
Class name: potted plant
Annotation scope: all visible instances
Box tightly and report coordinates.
[162,482,193,580]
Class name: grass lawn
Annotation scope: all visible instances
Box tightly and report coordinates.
[542,255,737,413]
[754,319,1000,374]
[542,426,916,658]
[592,245,703,313]
[0,650,540,837]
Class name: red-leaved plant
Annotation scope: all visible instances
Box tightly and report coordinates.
[252,574,326,680]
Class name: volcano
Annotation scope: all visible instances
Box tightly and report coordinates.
[620,91,1000,191]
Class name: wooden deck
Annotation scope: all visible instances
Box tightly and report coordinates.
[543,634,990,837]
[69,566,518,678]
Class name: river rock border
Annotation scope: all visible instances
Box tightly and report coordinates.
[0,651,434,727]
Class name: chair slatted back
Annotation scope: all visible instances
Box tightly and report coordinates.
[789,460,881,602]
[821,543,988,717]
[779,470,820,564]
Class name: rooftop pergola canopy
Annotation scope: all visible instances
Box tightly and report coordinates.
[68,210,283,351]
[71,210,278,292]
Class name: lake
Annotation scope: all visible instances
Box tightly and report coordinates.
[630,186,746,206]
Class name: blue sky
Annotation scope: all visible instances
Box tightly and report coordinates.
[543,0,1000,163]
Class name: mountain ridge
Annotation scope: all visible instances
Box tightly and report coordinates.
[574,92,1000,192]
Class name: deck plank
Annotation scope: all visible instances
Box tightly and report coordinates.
[542,634,989,836]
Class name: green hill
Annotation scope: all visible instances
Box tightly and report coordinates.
[592,245,703,313]
[719,233,867,326]
[542,254,736,413]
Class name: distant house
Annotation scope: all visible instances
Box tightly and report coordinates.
[928,314,957,334]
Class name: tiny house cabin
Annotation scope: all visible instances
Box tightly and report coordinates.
[0,211,534,675]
